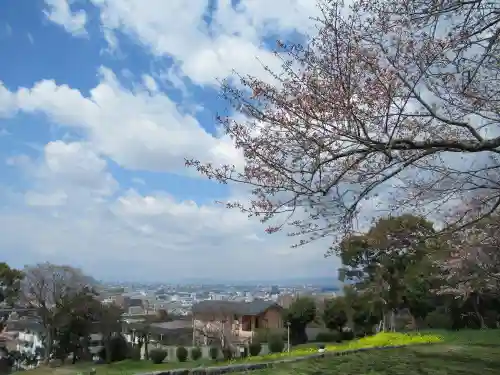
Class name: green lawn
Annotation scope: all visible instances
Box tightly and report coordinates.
[20,330,500,375]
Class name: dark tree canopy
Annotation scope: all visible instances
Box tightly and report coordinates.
[187,0,500,247]
[337,215,439,330]
[284,296,317,345]
[323,296,348,332]
[0,263,23,306]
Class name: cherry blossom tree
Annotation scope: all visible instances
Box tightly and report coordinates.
[439,216,500,293]
[187,0,500,247]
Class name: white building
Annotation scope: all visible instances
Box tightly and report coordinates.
[4,320,44,358]
[17,330,44,357]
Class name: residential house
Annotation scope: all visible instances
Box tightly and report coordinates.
[192,300,284,346]
[3,319,44,358]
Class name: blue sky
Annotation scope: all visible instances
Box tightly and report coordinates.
[0,0,339,282]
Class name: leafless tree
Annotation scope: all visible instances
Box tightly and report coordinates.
[187,0,500,248]
[21,263,95,363]
[193,308,242,352]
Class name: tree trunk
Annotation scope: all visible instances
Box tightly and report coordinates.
[472,296,486,329]
[390,310,396,332]
[105,334,112,364]
[143,335,149,360]
[43,328,53,365]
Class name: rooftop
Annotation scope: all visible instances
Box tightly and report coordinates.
[192,299,282,316]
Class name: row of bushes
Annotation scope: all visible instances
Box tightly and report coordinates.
[148,340,280,365]
[147,330,361,364]
[314,330,356,343]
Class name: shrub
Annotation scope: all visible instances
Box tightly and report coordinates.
[425,310,453,330]
[176,346,188,362]
[209,346,219,360]
[191,347,202,361]
[316,331,341,343]
[355,328,367,338]
[254,328,286,343]
[341,330,355,341]
[109,335,129,362]
[149,349,167,364]
[248,341,262,356]
[222,347,233,360]
[268,334,285,353]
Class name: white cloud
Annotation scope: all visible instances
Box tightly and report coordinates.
[0,139,336,281]
[89,0,320,86]
[141,74,158,93]
[43,0,88,36]
[0,0,341,282]
[3,67,242,173]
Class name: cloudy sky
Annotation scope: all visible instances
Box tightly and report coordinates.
[0,0,340,283]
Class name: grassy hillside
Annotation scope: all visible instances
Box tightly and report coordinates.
[254,330,500,375]
[21,330,500,375]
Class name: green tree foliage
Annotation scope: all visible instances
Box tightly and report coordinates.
[283,296,316,344]
[52,286,99,363]
[92,303,124,363]
[267,334,285,353]
[337,215,438,331]
[0,263,23,306]
[21,263,99,363]
[322,297,348,332]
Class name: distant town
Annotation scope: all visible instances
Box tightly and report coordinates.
[99,281,340,317]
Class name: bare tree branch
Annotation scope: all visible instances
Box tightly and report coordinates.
[186,0,500,248]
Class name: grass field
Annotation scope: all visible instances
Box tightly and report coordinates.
[20,330,500,375]
[255,330,500,375]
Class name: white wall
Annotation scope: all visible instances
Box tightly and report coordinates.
[16,331,44,357]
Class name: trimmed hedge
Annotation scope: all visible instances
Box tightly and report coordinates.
[176,346,188,362]
[149,348,167,364]
[316,331,341,343]
[191,347,202,361]
[249,341,262,356]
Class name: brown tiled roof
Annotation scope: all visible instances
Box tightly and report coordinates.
[192,300,282,316]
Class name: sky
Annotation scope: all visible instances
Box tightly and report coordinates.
[0,0,341,283]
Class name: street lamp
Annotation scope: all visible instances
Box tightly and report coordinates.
[285,321,291,353]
